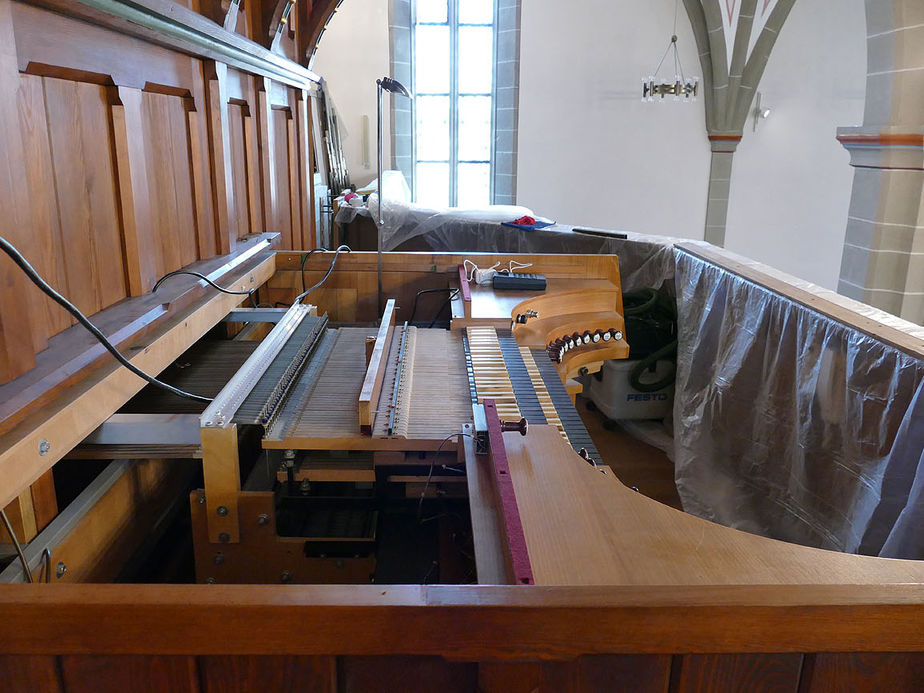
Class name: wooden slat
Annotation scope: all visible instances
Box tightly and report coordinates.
[228,102,251,241]
[112,85,157,295]
[60,655,199,693]
[200,655,336,693]
[204,61,234,254]
[358,299,396,432]
[295,90,315,251]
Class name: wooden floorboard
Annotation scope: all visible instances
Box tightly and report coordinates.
[576,394,681,510]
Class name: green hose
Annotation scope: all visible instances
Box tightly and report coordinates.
[629,338,677,392]
[621,288,677,393]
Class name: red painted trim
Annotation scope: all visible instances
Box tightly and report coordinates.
[484,399,534,586]
[458,264,472,302]
[837,134,924,147]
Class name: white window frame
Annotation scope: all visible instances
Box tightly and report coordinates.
[412,0,496,206]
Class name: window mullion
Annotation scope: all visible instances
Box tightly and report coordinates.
[449,0,459,207]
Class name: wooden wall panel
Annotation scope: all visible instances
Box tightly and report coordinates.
[200,655,336,693]
[478,655,671,693]
[42,77,127,315]
[228,102,253,240]
[270,106,296,249]
[674,654,802,693]
[0,655,63,691]
[17,73,73,340]
[801,653,924,693]
[340,656,478,693]
[141,90,201,276]
[60,655,199,693]
[0,0,313,384]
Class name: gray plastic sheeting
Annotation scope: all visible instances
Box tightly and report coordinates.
[396,215,923,559]
[674,249,924,560]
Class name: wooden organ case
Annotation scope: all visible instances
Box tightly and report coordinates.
[0,2,921,693]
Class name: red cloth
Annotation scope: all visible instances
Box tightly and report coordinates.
[511,215,536,226]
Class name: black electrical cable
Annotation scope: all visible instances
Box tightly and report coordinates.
[153,269,258,308]
[0,235,212,403]
[426,289,460,329]
[293,245,351,304]
[409,288,456,325]
[299,247,328,293]
[0,508,33,584]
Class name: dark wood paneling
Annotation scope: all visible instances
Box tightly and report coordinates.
[60,655,199,693]
[675,654,802,693]
[340,656,478,693]
[801,653,924,693]
[200,655,336,693]
[42,76,127,316]
[0,655,63,691]
[228,101,252,241]
[270,106,296,249]
[141,90,201,276]
[479,655,671,693]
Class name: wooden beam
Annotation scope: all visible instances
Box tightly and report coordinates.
[21,0,320,89]
[358,299,396,433]
[0,583,921,655]
[0,253,275,512]
[200,425,242,544]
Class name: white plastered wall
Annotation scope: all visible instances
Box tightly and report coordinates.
[723,0,867,290]
[312,0,392,189]
[516,0,711,239]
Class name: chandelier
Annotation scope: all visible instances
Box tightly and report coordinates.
[642,0,699,102]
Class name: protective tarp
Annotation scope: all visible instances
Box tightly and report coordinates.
[337,198,679,293]
[406,216,923,559]
[673,248,924,559]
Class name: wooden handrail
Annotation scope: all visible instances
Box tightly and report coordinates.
[676,242,924,359]
[0,583,921,656]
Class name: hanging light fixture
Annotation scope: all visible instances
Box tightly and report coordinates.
[642,0,699,103]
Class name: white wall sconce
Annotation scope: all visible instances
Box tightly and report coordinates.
[753,92,772,131]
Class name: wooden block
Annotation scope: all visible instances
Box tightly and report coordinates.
[201,425,242,544]
[358,298,396,432]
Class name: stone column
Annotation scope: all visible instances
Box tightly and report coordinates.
[837,0,923,323]
[684,0,797,245]
[704,137,740,246]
